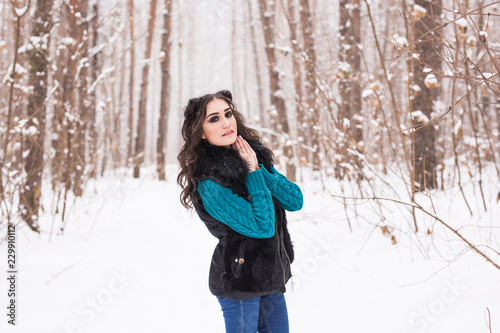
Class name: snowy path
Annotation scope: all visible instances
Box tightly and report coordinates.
[1,168,499,332]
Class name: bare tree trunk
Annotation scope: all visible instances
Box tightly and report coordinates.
[411,0,442,190]
[247,0,265,125]
[177,0,184,151]
[337,0,363,179]
[0,0,5,41]
[127,0,135,166]
[242,5,251,119]
[51,4,68,193]
[74,0,89,197]
[186,1,195,95]
[88,4,100,178]
[258,0,296,180]
[257,0,281,137]
[299,0,320,172]
[11,0,27,176]
[231,0,238,94]
[286,0,305,168]
[157,0,172,180]
[497,96,500,146]
[58,0,85,227]
[133,0,157,178]
[1,2,30,226]
[114,24,126,171]
[21,0,54,232]
[339,0,362,142]
[100,83,111,176]
[63,0,80,199]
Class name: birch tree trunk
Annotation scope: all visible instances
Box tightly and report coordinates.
[411,0,442,190]
[21,0,54,231]
[157,0,172,180]
[133,0,157,178]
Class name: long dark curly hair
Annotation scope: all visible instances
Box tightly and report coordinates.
[177,90,267,209]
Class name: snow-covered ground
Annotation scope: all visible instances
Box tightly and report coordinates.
[0,165,498,333]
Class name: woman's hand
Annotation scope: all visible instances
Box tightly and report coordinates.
[233,136,259,172]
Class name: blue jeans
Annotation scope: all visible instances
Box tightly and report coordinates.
[217,293,289,333]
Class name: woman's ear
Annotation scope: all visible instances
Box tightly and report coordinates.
[201,133,206,139]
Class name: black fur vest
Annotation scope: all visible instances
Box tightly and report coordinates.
[193,140,294,300]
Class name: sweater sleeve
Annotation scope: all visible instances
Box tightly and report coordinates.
[198,169,276,239]
[259,165,304,212]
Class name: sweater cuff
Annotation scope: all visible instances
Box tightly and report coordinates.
[245,169,267,193]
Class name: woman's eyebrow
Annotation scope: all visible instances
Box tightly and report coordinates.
[206,108,231,119]
[206,112,218,119]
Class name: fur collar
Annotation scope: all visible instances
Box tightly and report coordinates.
[197,140,273,200]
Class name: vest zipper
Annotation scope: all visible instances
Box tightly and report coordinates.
[277,225,293,291]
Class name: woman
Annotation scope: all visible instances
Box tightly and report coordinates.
[177,90,303,333]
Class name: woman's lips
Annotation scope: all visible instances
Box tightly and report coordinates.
[222,130,234,137]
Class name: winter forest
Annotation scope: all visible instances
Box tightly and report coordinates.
[0,0,499,332]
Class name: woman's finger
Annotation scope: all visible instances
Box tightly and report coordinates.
[243,139,254,157]
[240,137,259,168]
[242,137,252,152]
[238,136,247,153]
[235,136,243,152]
[237,138,244,153]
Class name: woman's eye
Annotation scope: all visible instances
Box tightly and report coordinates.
[225,111,233,118]
[209,116,219,123]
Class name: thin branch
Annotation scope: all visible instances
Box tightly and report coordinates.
[330,193,500,270]
[485,307,493,333]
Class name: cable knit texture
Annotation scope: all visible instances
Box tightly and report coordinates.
[259,165,304,212]
[198,169,275,238]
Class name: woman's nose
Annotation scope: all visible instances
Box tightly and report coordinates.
[222,118,230,128]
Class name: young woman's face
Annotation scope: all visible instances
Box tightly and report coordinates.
[202,98,237,147]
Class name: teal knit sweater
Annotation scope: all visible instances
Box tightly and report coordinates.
[197,165,303,239]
